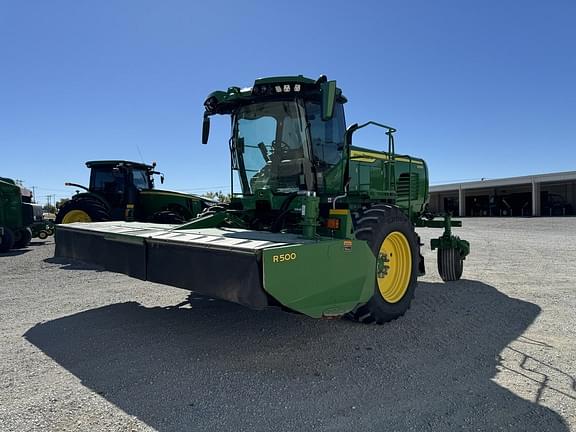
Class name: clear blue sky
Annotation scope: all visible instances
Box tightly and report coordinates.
[1,1,575,205]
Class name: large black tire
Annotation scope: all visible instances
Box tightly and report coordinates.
[13,227,32,249]
[55,198,110,224]
[351,204,419,324]
[151,210,186,224]
[437,248,464,282]
[0,227,15,253]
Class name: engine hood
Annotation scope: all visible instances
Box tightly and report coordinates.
[140,189,217,204]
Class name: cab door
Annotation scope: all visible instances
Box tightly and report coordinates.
[89,167,127,218]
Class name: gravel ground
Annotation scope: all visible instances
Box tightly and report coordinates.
[0,218,575,431]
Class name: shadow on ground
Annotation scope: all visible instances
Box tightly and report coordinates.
[0,249,30,257]
[43,257,105,271]
[25,281,568,432]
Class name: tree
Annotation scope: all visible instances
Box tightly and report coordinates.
[43,204,56,214]
[55,198,70,210]
[203,191,232,203]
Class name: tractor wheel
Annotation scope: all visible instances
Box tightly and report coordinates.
[351,204,419,324]
[437,248,464,282]
[13,228,32,249]
[55,198,110,224]
[0,227,15,253]
[151,210,186,224]
[38,230,49,240]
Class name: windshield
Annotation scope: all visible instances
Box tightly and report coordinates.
[132,168,151,190]
[234,100,309,194]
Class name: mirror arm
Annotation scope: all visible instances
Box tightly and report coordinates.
[202,112,211,145]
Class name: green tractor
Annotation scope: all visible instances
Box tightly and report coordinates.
[56,160,215,225]
[30,220,55,240]
[0,177,34,252]
[55,75,470,324]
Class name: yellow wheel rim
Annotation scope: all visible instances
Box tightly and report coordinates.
[377,231,412,303]
[61,210,92,224]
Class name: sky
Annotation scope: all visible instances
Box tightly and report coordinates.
[1,0,575,205]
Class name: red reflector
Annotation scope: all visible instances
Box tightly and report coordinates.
[326,218,340,229]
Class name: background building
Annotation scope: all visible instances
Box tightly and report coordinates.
[429,171,576,217]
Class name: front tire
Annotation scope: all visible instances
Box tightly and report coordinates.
[151,210,186,224]
[13,227,32,249]
[351,204,419,324]
[0,227,15,253]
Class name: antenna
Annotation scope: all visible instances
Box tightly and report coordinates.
[136,145,145,163]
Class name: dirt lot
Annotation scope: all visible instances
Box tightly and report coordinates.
[0,218,575,431]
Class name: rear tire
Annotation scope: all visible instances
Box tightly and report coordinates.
[13,227,32,249]
[351,204,419,324]
[0,227,15,252]
[55,198,110,224]
[151,210,185,224]
[437,248,464,281]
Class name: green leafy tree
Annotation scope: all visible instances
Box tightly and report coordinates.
[43,204,56,213]
[203,191,232,203]
[55,198,70,210]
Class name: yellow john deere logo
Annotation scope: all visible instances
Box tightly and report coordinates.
[272,252,297,263]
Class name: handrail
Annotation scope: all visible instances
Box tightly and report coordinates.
[344,121,398,193]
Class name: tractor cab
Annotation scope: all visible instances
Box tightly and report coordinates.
[86,160,158,215]
[203,76,346,199]
[233,98,346,196]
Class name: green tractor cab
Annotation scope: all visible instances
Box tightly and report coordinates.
[55,75,470,324]
[56,160,215,225]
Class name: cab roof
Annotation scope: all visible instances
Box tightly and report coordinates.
[203,75,346,116]
[85,160,154,170]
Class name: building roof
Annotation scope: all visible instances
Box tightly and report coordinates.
[430,170,576,192]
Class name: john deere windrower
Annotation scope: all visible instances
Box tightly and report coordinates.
[55,75,470,324]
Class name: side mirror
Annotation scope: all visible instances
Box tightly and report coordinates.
[160,175,164,184]
[202,114,210,144]
[320,80,337,121]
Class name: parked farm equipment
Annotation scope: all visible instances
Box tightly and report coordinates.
[31,220,55,240]
[0,177,34,252]
[55,75,470,323]
[56,160,215,224]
